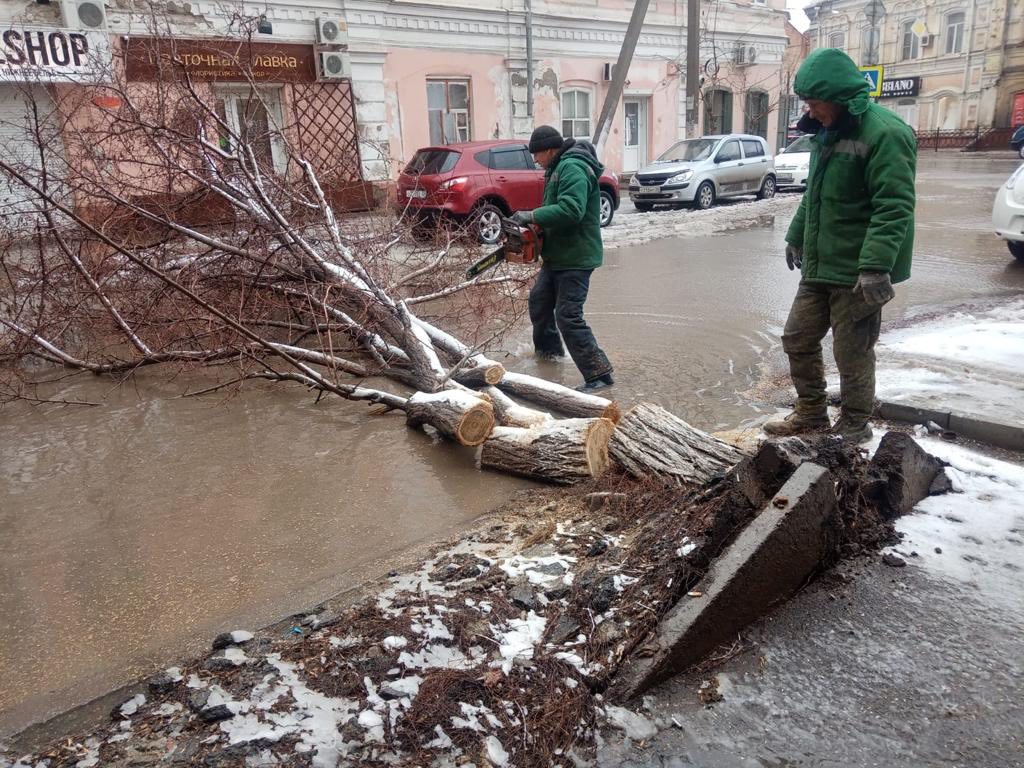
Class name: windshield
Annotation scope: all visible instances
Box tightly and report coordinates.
[782,135,815,154]
[657,139,719,163]
[404,149,460,175]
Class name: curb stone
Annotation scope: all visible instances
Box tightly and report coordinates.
[875,400,1024,453]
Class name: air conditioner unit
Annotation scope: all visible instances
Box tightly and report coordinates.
[602,62,616,82]
[61,0,107,30]
[316,17,348,45]
[734,44,757,65]
[318,51,351,80]
[746,45,758,64]
[919,33,933,46]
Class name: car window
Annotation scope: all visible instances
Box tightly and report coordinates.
[716,140,741,162]
[657,138,718,162]
[782,135,815,154]
[741,140,765,158]
[491,148,532,171]
[405,149,460,175]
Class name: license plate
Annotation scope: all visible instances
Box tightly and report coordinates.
[777,174,793,183]
[405,189,427,199]
[639,185,660,193]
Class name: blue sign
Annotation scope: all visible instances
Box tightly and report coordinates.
[859,66,884,98]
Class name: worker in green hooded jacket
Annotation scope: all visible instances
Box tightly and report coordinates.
[764,48,917,443]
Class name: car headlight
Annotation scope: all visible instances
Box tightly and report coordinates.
[1006,165,1024,189]
[667,170,692,184]
[628,174,638,188]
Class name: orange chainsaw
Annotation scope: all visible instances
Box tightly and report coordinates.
[465,217,542,279]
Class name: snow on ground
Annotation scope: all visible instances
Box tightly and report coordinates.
[872,299,1024,426]
[887,437,1024,606]
[602,195,801,249]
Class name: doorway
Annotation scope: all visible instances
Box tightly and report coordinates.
[623,97,648,172]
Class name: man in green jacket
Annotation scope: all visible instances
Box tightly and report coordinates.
[512,125,614,392]
[764,48,917,443]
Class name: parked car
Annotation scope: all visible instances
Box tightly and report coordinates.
[1010,126,1024,159]
[774,134,814,189]
[627,134,776,211]
[992,164,1024,260]
[395,139,621,244]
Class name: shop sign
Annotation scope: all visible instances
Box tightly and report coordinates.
[0,26,112,83]
[125,38,316,83]
[880,76,920,99]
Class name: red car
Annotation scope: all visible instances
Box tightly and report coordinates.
[395,139,620,244]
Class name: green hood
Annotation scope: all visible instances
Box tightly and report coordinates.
[793,48,871,117]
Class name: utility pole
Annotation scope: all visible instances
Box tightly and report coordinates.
[592,0,651,149]
[686,0,699,137]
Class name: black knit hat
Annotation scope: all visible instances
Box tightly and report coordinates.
[528,125,563,153]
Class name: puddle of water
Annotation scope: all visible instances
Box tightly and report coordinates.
[0,375,534,736]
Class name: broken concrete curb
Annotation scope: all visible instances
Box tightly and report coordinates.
[612,462,836,700]
[876,400,1024,453]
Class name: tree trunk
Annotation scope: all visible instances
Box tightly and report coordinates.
[496,372,621,422]
[453,362,506,389]
[609,403,742,485]
[483,386,552,429]
[405,390,496,447]
[480,417,615,484]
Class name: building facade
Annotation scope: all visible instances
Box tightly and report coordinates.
[807,0,1024,132]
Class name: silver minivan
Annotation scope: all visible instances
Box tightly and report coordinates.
[628,134,776,211]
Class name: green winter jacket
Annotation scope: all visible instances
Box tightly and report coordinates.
[532,139,604,271]
[785,48,917,286]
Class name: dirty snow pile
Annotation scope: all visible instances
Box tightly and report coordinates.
[885,435,1024,608]
[602,194,801,249]
[873,298,1024,426]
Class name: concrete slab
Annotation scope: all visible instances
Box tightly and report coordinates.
[866,432,945,519]
[612,463,836,700]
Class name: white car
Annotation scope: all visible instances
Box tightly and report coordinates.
[992,164,1024,261]
[774,134,814,189]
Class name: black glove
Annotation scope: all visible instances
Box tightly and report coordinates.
[510,210,534,226]
[854,271,895,306]
[785,244,803,271]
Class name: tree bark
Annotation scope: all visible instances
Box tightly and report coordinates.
[483,386,553,429]
[480,417,615,484]
[496,372,621,422]
[453,362,506,389]
[405,390,496,447]
[609,403,742,486]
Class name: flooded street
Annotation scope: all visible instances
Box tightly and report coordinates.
[2,152,1022,739]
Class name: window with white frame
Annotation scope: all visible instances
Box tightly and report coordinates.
[214,87,287,174]
[827,31,845,48]
[561,90,591,139]
[900,20,920,60]
[427,79,471,145]
[945,11,965,54]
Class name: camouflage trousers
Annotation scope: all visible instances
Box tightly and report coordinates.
[781,281,883,425]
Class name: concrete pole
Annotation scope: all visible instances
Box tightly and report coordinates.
[526,0,534,117]
[592,0,651,148]
[686,0,699,137]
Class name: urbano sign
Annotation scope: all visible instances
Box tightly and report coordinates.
[0,26,112,83]
[881,76,921,99]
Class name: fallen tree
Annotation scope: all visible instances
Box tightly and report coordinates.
[0,20,737,486]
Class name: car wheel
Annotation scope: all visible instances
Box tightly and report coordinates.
[1008,241,1024,260]
[475,203,504,245]
[1018,144,1024,160]
[758,176,777,200]
[694,181,715,210]
[599,190,615,227]
[634,201,654,212]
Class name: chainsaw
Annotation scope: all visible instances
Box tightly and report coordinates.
[465,217,542,279]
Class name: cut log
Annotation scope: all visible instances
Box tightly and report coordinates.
[453,361,506,388]
[609,402,743,486]
[405,390,495,447]
[480,417,615,484]
[483,386,553,429]
[497,372,620,423]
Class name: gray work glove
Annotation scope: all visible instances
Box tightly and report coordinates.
[510,210,534,226]
[785,244,803,271]
[854,271,895,306]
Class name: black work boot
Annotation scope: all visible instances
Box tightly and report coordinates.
[762,410,830,436]
[576,373,614,393]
